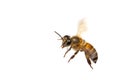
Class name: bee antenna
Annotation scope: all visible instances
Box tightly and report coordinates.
[54,31,63,40]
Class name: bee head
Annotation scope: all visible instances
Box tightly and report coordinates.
[61,35,71,48]
[54,31,71,48]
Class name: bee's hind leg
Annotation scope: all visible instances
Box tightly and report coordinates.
[85,52,93,69]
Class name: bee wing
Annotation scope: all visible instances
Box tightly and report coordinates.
[76,18,87,37]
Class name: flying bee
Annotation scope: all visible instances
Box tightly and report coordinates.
[55,19,98,69]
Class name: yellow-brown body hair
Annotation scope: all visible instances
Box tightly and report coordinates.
[70,36,98,68]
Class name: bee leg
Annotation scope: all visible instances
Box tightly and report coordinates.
[64,47,72,57]
[85,53,93,69]
[68,50,79,62]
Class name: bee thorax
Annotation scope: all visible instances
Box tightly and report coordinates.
[71,36,85,51]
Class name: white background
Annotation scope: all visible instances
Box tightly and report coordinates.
[0,0,120,80]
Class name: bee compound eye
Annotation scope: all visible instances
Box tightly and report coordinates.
[62,37,71,47]
[64,35,70,38]
[66,39,71,45]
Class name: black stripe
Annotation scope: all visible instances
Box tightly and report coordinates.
[90,51,98,63]
[93,57,98,63]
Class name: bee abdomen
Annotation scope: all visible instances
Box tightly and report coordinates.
[90,49,98,63]
[84,43,98,63]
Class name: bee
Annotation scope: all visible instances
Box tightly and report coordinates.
[55,19,98,69]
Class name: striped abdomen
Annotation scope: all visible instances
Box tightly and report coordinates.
[84,43,98,63]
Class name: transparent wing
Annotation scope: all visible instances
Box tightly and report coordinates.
[76,18,87,37]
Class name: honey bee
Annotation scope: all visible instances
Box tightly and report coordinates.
[55,19,98,69]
